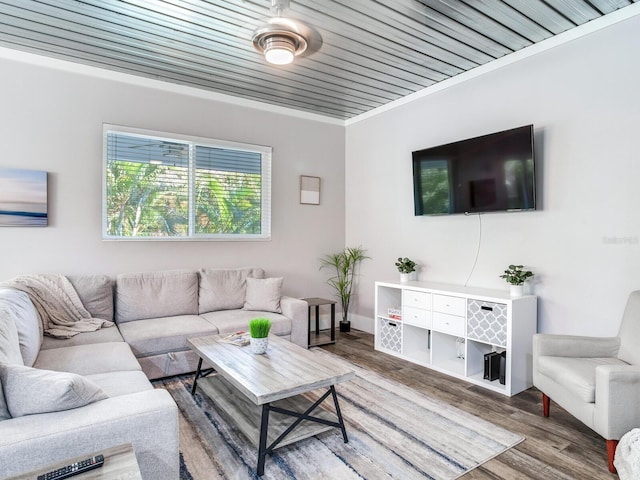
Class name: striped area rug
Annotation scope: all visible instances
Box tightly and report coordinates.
[154,349,523,479]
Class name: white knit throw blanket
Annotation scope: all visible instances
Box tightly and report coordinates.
[616,428,640,480]
[1,274,114,339]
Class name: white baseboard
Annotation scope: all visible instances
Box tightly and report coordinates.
[347,313,374,334]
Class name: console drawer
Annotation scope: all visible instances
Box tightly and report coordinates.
[432,312,465,337]
[403,306,432,329]
[403,289,431,310]
[432,294,466,317]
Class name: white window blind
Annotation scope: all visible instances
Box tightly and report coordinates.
[103,125,271,240]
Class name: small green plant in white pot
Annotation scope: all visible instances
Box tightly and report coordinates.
[249,317,272,354]
[395,257,416,283]
[500,265,534,297]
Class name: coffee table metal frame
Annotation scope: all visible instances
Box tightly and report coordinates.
[189,335,353,476]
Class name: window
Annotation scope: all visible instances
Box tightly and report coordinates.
[103,125,271,240]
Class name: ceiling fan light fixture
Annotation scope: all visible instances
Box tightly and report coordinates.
[252,24,308,66]
[252,1,321,67]
[263,35,296,65]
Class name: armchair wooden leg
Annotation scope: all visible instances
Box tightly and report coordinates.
[542,393,550,417]
[606,439,618,474]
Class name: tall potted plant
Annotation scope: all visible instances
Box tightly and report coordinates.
[320,246,370,332]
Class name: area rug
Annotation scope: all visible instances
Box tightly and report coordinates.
[154,349,523,479]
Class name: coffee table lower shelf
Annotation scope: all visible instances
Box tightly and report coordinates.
[199,375,336,449]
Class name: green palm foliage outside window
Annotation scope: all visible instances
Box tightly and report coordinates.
[104,129,271,240]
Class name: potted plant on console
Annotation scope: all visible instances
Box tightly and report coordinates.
[320,246,370,333]
[249,317,272,354]
[395,257,416,283]
[500,264,534,297]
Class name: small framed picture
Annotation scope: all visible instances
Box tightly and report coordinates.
[0,168,48,227]
[300,175,320,205]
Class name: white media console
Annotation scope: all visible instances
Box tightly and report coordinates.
[374,280,537,396]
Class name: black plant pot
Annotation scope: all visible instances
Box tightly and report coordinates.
[339,321,351,333]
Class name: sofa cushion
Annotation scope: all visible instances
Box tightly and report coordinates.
[85,371,153,397]
[0,364,107,417]
[0,288,42,367]
[118,315,219,358]
[201,309,292,337]
[40,326,124,351]
[67,275,114,321]
[33,342,141,376]
[537,355,628,403]
[116,270,198,323]
[198,267,265,313]
[243,277,283,313]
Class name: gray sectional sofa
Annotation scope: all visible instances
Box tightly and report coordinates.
[0,267,308,479]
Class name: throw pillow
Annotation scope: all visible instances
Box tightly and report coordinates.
[243,277,283,313]
[0,364,108,418]
[67,275,115,321]
[198,268,265,313]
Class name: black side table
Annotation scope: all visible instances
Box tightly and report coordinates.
[301,297,336,347]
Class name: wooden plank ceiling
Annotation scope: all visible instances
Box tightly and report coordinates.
[0,0,637,120]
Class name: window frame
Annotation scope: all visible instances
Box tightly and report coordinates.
[102,124,272,241]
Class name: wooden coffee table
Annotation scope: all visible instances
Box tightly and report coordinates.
[188,334,354,476]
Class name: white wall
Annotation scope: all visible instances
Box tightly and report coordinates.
[0,55,345,301]
[345,14,640,336]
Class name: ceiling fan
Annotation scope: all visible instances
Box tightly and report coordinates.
[251,0,322,66]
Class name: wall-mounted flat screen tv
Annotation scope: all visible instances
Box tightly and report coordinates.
[412,125,536,216]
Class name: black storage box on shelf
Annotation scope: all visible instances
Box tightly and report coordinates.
[499,351,507,385]
[484,352,501,381]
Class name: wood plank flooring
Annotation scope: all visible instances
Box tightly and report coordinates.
[320,329,617,480]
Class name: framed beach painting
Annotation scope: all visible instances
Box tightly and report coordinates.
[0,168,48,226]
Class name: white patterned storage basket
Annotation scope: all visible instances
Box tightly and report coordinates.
[467,300,508,347]
[379,318,402,353]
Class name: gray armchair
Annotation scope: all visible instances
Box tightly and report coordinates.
[533,290,640,473]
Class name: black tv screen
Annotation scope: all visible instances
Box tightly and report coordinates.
[412,125,536,216]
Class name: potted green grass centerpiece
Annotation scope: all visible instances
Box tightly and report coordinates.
[249,317,272,354]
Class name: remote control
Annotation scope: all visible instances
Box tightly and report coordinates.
[37,454,104,480]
